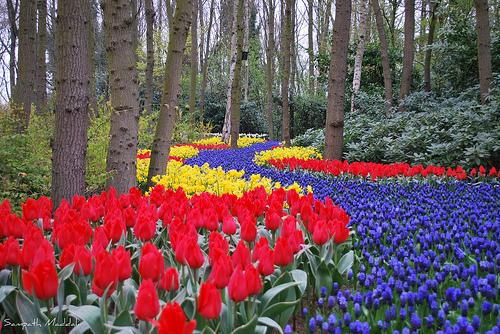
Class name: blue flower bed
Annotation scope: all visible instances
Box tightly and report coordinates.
[187,143,500,333]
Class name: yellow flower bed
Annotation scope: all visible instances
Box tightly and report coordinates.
[254,146,323,165]
[193,136,266,148]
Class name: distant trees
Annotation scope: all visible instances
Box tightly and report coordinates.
[475,0,493,104]
[400,0,415,100]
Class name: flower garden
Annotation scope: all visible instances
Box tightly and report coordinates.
[0,137,499,334]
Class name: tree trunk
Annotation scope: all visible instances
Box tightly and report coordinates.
[351,0,368,112]
[229,0,245,148]
[474,0,492,104]
[281,0,292,147]
[264,0,275,139]
[325,0,352,160]
[242,0,250,102]
[104,0,141,194]
[157,0,163,31]
[166,0,174,31]
[222,1,239,143]
[51,0,91,207]
[423,1,438,92]
[13,0,37,130]
[189,0,199,122]
[307,0,315,93]
[147,0,193,185]
[199,0,215,118]
[35,0,47,113]
[319,0,333,55]
[6,0,18,96]
[399,0,415,100]
[371,0,393,110]
[145,0,155,114]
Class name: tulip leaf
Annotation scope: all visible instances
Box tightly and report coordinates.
[261,282,299,312]
[0,268,11,285]
[337,250,354,274]
[230,314,258,334]
[316,261,333,296]
[68,305,105,334]
[289,269,307,295]
[0,285,16,303]
[258,316,284,333]
[113,309,133,327]
[69,321,90,334]
[201,327,217,334]
[15,292,50,334]
[2,291,19,323]
[58,263,75,281]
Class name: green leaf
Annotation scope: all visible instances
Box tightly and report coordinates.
[201,327,217,334]
[258,317,283,334]
[289,270,307,295]
[230,314,258,334]
[261,282,299,311]
[68,305,105,334]
[316,261,333,295]
[15,292,50,334]
[113,309,133,327]
[0,285,16,303]
[0,269,11,285]
[69,321,90,334]
[337,250,354,274]
[58,263,75,281]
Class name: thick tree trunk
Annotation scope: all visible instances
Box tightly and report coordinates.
[189,0,199,122]
[229,0,245,148]
[157,0,163,31]
[423,1,438,92]
[222,1,239,143]
[13,0,37,130]
[35,0,47,113]
[264,0,275,139]
[474,0,492,104]
[242,0,250,102]
[281,0,292,147]
[104,0,141,194]
[147,0,193,184]
[325,0,352,160]
[6,0,18,96]
[371,0,393,110]
[399,0,415,100]
[308,0,315,93]
[199,0,215,118]
[51,0,91,207]
[145,0,155,114]
[351,0,368,112]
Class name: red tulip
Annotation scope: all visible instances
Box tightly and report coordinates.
[240,218,257,243]
[4,237,21,266]
[92,251,118,297]
[265,210,281,231]
[209,254,233,289]
[175,236,204,269]
[312,222,329,245]
[208,232,229,263]
[274,236,293,266]
[228,265,248,302]
[245,265,262,295]
[139,243,164,281]
[252,237,270,262]
[22,260,58,300]
[331,223,349,244]
[21,225,45,268]
[134,205,158,241]
[232,240,251,269]
[104,210,126,243]
[153,302,196,334]
[159,267,179,292]
[112,246,132,281]
[0,243,7,270]
[197,282,222,319]
[257,247,275,276]
[221,214,237,235]
[135,279,160,320]
[59,244,92,276]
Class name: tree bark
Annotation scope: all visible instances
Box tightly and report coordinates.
[325,0,352,160]
[371,0,393,110]
[229,0,245,148]
[157,0,163,31]
[166,0,174,31]
[13,0,37,130]
[145,0,155,114]
[242,0,250,102]
[189,0,199,122]
[35,0,47,113]
[147,0,193,184]
[474,0,492,104]
[104,0,141,194]
[307,0,315,93]
[6,0,18,96]
[351,0,368,112]
[51,0,91,207]
[423,0,438,92]
[399,0,415,100]
[199,0,215,118]
[281,0,292,147]
[222,0,239,143]
[264,0,275,139]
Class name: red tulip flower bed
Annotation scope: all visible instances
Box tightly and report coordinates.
[267,157,500,181]
[0,186,352,333]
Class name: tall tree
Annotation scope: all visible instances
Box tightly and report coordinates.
[147,0,193,184]
[307,0,315,93]
[324,0,352,160]
[351,0,368,112]
[104,0,141,194]
[189,0,199,121]
[242,0,251,102]
[13,0,37,130]
[474,0,492,103]
[6,0,18,96]
[229,0,245,148]
[399,0,415,100]
[371,0,393,110]
[145,0,155,114]
[35,0,47,113]
[264,0,275,139]
[281,0,292,147]
[199,0,215,118]
[423,0,438,92]
[51,0,91,207]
